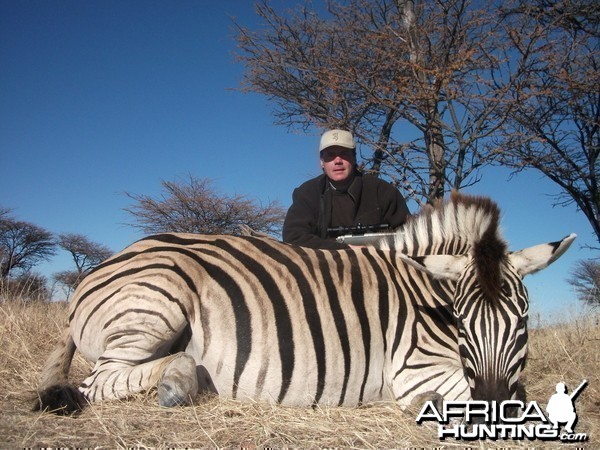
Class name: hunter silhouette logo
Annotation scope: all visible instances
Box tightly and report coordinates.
[416,379,589,442]
[546,380,587,435]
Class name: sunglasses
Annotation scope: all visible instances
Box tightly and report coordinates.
[320,149,355,163]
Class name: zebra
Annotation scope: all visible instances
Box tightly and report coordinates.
[34,192,575,414]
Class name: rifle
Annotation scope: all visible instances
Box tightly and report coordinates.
[569,379,588,401]
[328,223,397,246]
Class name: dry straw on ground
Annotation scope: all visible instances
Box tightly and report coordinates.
[1,300,598,449]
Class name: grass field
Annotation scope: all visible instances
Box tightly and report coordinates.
[1,299,598,449]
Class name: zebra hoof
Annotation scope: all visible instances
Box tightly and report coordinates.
[158,353,199,407]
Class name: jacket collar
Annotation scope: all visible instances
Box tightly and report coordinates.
[323,171,362,203]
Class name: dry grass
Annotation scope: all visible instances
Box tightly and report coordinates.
[1,300,598,449]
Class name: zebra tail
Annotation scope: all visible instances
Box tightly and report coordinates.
[32,326,86,415]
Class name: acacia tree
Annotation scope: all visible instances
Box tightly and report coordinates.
[235,0,513,205]
[53,233,113,296]
[568,259,600,306]
[57,233,113,275]
[0,215,56,279]
[495,0,600,245]
[124,176,286,236]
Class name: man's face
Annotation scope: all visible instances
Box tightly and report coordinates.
[320,146,355,182]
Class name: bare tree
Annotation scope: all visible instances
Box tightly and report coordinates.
[568,259,600,306]
[52,270,82,299]
[0,208,11,270]
[0,207,12,220]
[0,216,56,279]
[123,176,286,236]
[496,0,600,246]
[57,233,113,275]
[234,0,512,205]
[54,233,113,296]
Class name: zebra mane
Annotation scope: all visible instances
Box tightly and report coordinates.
[386,191,508,299]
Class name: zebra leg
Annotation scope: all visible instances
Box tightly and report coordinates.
[80,351,199,406]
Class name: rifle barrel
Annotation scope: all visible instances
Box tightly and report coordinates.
[327,223,391,237]
[569,379,588,400]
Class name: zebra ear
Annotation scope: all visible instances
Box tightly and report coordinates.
[399,254,470,280]
[509,233,577,277]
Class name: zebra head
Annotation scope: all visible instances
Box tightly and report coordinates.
[395,194,576,405]
[401,232,576,403]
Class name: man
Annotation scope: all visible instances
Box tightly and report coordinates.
[282,129,410,249]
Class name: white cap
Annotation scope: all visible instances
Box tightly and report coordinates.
[319,129,356,153]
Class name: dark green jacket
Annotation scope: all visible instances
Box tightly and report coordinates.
[282,173,410,249]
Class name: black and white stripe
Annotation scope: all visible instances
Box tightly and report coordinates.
[34,193,576,414]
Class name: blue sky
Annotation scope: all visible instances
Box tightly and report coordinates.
[1,1,596,321]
